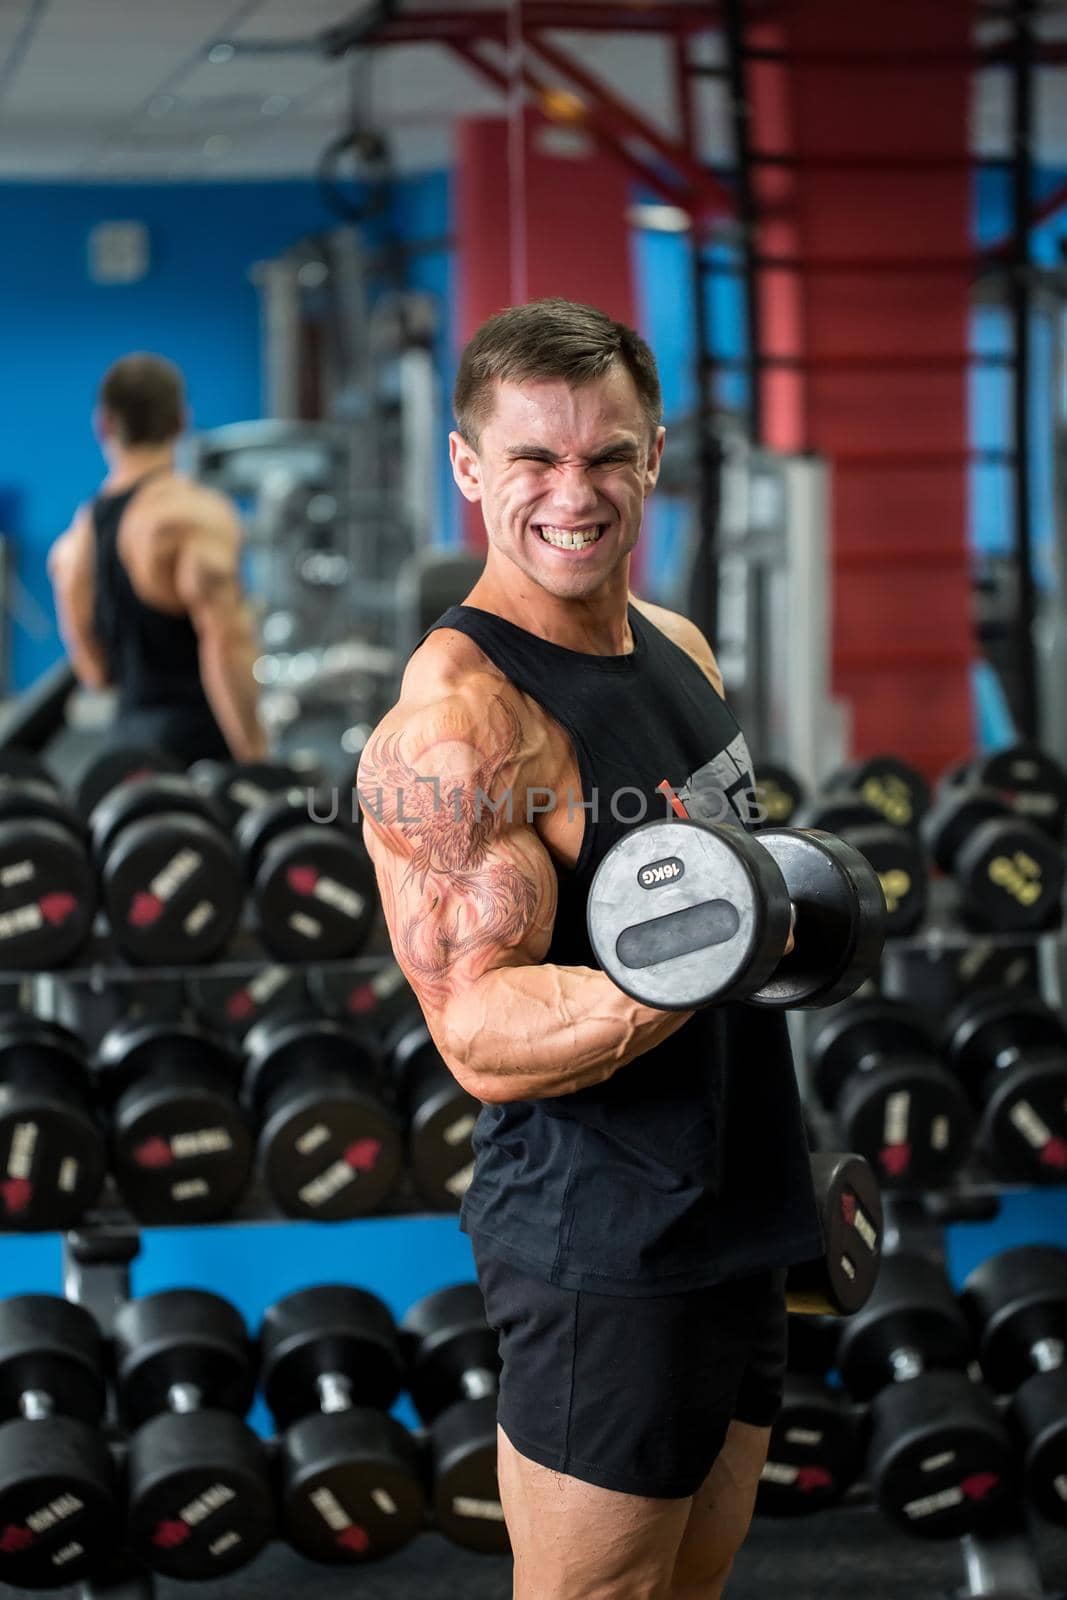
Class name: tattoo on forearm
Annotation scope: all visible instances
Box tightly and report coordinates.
[361,696,540,979]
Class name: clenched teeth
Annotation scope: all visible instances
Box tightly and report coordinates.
[538,525,603,549]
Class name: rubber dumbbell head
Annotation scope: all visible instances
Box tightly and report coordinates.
[837,1253,1014,1539]
[310,959,414,1032]
[93,1019,253,1223]
[921,786,1065,933]
[800,793,928,935]
[242,1016,403,1220]
[809,997,975,1188]
[756,1375,864,1517]
[785,1152,883,1317]
[943,988,1067,1183]
[90,775,243,964]
[971,743,1067,841]
[0,781,96,969]
[189,758,322,833]
[824,755,931,834]
[72,744,180,821]
[961,1245,1067,1526]
[390,1018,479,1210]
[187,963,307,1039]
[236,790,377,961]
[260,1285,424,1564]
[402,1283,506,1553]
[0,1295,117,1589]
[586,818,885,1011]
[752,763,807,827]
[113,1289,272,1580]
[0,1019,106,1231]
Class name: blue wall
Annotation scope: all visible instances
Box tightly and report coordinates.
[0,175,451,690]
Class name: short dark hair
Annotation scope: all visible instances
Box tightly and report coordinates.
[98,353,185,445]
[454,298,662,447]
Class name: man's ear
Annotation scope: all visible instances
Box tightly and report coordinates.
[449,431,483,504]
[644,426,666,493]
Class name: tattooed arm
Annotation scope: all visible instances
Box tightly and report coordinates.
[358,678,693,1104]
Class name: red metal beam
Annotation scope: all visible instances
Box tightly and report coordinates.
[377,6,728,44]
[524,31,735,215]
[447,38,704,210]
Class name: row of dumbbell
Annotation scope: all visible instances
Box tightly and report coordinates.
[0,747,377,971]
[757,746,1067,938]
[0,1280,504,1591]
[759,1246,1067,1541]
[0,1010,478,1231]
[805,986,1067,1190]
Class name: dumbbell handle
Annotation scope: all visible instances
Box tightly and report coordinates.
[458,1366,497,1403]
[19,1389,53,1420]
[889,1346,924,1382]
[1031,1337,1063,1374]
[168,1382,202,1414]
[317,1371,353,1414]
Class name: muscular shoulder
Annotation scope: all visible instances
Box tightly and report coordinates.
[132,476,241,551]
[359,630,543,842]
[631,596,724,696]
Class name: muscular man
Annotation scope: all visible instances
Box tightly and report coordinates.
[359,299,821,1599]
[49,352,265,764]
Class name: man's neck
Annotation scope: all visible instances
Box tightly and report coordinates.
[468,558,635,657]
[103,444,175,493]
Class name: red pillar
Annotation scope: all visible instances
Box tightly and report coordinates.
[751,1,976,780]
[454,113,639,561]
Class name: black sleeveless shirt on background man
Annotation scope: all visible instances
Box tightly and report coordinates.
[423,602,823,1297]
[92,478,229,762]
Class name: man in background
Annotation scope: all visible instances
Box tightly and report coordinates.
[49,352,266,764]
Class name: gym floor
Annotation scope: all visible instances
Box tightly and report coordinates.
[2,1512,1064,1599]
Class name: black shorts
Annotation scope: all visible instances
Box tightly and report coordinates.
[475,1250,788,1500]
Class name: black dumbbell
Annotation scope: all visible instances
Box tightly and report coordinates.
[189,758,323,832]
[0,780,96,969]
[309,959,415,1034]
[389,1017,479,1210]
[808,997,975,1189]
[403,1286,508,1548]
[402,1283,506,1553]
[785,1152,883,1317]
[836,1252,1014,1539]
[242,1016,403,1221]
[961,1246,1067,1527]
[0,1295,118,1590]
[89,775,244,964]
[93,1019,253,1223]
[0,749,55,789]
[753,763,808,826]
[235,790,377,961]
[187,962,307,1040]
[72,744,181,821]
[941,744,1067,841]
[0,1019,106,1231]
[824,755,931,835]
[943,989,1067,1184]
[921,785,1065,933]
[757,1319,863,1517]
[113,1289,273,1580]
[799,793,928,936]
[260,1286,425,1564]
[587,818,886,1011]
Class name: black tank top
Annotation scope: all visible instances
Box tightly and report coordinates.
[92,475,216,719]
[423,602,823,1296]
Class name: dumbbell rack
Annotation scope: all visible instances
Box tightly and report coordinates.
[0,943,483,1595]
[878,1191,1054,1600]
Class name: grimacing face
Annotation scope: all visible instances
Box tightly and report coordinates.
[449,365,665,601]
